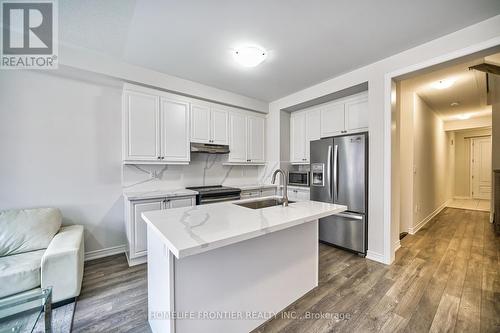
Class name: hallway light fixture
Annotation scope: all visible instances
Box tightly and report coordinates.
[233,46,267,67]
[456,113,471,120]
[432,78,455,90]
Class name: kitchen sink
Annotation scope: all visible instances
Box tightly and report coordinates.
[234,198,295,209]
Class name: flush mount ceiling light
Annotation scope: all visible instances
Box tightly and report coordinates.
[233,46,267,67]
[431,78,455,90]
[450,102,460,107]
[456,113,471,120]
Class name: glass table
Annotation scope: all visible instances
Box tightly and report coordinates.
[0,288,52,333]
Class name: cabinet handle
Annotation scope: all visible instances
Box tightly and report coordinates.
[157,156,161,160]
[161,157,165,160]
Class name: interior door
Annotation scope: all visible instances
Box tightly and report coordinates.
[160,98,190,162]
[471,136,491,200]
[190,103,211,143]
[210,108,228,145]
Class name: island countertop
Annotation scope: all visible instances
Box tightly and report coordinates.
[142,197,346,259]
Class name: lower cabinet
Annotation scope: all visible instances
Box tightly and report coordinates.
[240,187,277,199]
[287,187,310,201]
[124,195,195,266]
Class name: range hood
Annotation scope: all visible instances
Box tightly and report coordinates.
[190,142,230,154]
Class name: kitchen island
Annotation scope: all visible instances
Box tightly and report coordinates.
[142,197,346,333]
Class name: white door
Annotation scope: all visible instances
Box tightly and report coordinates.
[345,95,368,132]
[471,137,492,200]
[190,103,211,143]
[210,108,229,145]
[160,98,190,162]
[133,199,163,256]
[123,91,160,161]
[321,102,345,137]
[247,116,265,163]
[290,112,306,163]
[228,113,248,162]
[305,108,321,162]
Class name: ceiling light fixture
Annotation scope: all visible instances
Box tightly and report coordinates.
[233,46,267,67]
[450,102,460,107]
[456,113,471,120]
[432,78,455,90]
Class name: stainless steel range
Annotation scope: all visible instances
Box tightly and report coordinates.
[185,185,241,205]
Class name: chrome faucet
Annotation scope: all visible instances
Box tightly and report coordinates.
[272,169,289,207]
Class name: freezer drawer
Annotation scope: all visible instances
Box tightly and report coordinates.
[319,212,366,254]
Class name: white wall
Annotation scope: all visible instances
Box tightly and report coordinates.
[412,95,454,229]
[453,128,492,198]
[268,15,500,264]
[0,70,125,253]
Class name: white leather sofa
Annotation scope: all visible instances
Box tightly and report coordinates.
[0,208,84,303]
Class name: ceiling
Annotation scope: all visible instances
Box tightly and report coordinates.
[402,56,498,122]
[59,0,500,102]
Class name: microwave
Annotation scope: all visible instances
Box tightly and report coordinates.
[288,171,310,187]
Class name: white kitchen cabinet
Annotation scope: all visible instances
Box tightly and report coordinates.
[345,95,368,131]
[190,103,228,145]
[125,195,196,266]
[240,187,276,199]
[290,112,306,163]
[228,113,247,163]
[290,108,321,164]
[123,90,190,164]
[320,92,368,138]
[227,113,266,164]
[320,101,345,137]
[287,187,310,201]
[123,91,160,161]
[247,116,265,163]
[160,98,190,162]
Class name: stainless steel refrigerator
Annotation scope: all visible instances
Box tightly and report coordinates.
[310,133,368,255]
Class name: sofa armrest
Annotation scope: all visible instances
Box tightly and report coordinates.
[41,225,84,303]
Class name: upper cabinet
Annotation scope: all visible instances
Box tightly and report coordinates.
[190,103,228,145]
[123,91,160,162]
[320,92,368,137]
[227,112,265,164]
[290,92,368,164]
[123,90,190,164]
[290,108,321,164]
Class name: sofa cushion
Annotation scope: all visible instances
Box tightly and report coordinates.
[0,208,62,256]
[0,249,44,298]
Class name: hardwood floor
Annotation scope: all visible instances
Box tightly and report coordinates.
[73,208,499,332]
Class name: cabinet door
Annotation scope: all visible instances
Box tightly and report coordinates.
[260,188,276,197]
[345,95,368,132]
[305,109,321,162]
[132,199,163,256]
[298,189,310,201]
[241,190,260,199]
[160,98,190,162]
[290,112,306,163]
[123,91,159,161]
[321,102,345,137]
[247,116,265,163]
[211,108,229,145]
[228,113,248,162]
[190,103,211,143]
[168,197,195,208]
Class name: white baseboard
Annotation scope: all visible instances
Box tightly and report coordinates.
[409,200,450,235]
[393,239,401,252]
[453,196,471,200]
[85,244,126,261]
[366,250,387,264]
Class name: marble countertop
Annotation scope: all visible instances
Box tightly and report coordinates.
[123,188,198,200]
[142,196,346,259]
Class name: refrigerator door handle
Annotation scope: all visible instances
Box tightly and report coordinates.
[333,144,338,201]
[335,212,363,220]
[327,145,332,200]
